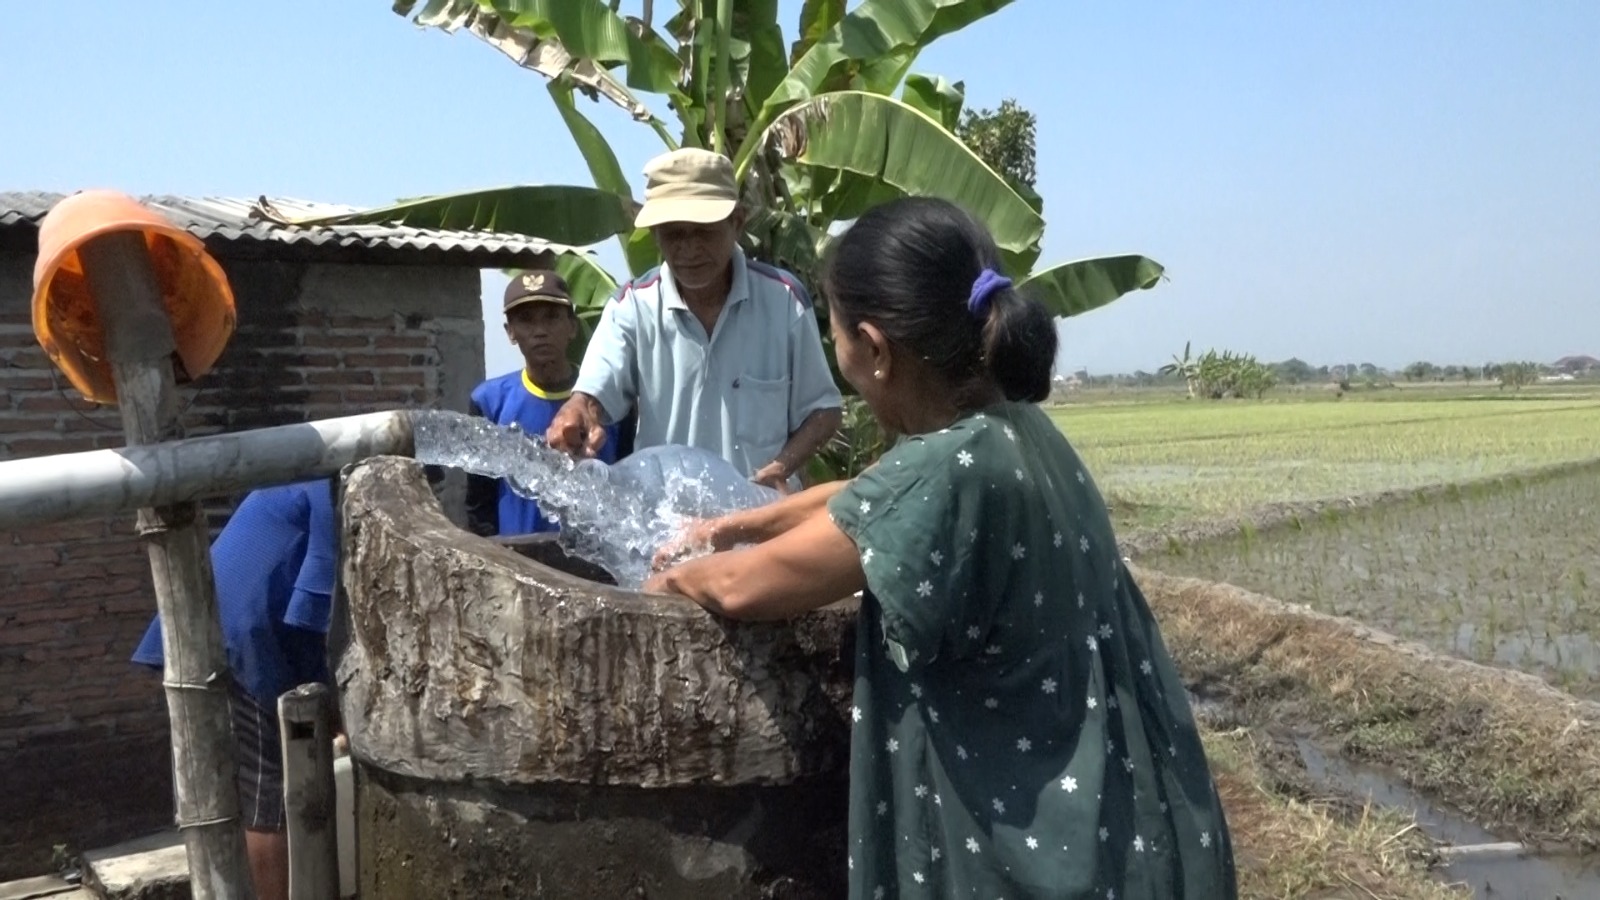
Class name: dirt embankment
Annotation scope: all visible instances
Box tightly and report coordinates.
[1137,567,1600,850]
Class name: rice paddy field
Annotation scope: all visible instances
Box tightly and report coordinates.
[1052,383,1600,896]
[1050,385,1600,534]
[1050,384,1600,697]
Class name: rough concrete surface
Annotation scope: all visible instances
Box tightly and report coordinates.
[81,832,189,900]
[337,457,858,897]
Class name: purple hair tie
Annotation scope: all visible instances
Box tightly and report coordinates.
[967,267,1012,317]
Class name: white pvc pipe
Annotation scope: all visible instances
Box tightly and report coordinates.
[0,410,413,529]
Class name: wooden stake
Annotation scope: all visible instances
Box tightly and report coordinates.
[279,684,340,900]
[79,232,255,900]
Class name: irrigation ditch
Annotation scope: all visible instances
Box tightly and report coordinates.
[1126,460,1600,896]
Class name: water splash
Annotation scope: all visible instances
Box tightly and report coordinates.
[412,410,778,588]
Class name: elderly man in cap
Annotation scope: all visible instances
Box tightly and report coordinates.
[547,148,842,491]
[468,269,622,536]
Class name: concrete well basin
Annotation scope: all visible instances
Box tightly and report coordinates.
[334,456,856,899]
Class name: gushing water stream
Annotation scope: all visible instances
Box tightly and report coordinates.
[412,410,778,588]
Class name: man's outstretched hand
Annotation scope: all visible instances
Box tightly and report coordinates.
[546,393,609,458]
[751,461,795,495]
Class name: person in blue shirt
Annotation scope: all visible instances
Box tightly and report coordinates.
[131,478,338,900]
[467,270,624,537]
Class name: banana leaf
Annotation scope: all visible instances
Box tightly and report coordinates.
[1018,255,1166,318]
[486,0,683,95]
[289,185,638,248]
[394,0,673,136]
[755,91,1044,273]
[792,0,846,65]
[550,249,619,365]
[901,72,964,131]
[547,80,660,274]
[759,0,1013,118]
[734,0,787,112]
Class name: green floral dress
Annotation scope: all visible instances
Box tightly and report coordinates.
[827,403,1236,899]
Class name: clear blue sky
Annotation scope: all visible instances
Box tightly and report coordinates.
[4,2,1596,379]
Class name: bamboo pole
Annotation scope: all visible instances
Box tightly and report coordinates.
[78,232,255,900]
[0,411,414,530]
[279,684,340,900]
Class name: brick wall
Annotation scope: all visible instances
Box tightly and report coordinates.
[0,253,483,878]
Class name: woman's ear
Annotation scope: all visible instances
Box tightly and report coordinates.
[857,321,894,380]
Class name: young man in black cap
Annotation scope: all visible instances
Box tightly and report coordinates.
[467,270,621,536]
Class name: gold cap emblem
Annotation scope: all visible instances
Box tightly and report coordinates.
[522,273,545,291]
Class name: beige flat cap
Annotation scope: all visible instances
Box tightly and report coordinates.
[634,148,739,229]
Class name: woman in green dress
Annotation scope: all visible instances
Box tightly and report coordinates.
[644,197,1236,899]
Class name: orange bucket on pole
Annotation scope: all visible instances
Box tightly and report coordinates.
[31,190,237,405]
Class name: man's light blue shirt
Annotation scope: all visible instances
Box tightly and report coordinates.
[574,249,842,478]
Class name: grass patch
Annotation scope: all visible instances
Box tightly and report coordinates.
[1203,727,1465,900]
[1143,569,1600,849]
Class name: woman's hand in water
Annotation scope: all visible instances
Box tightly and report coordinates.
[651,518,723,572]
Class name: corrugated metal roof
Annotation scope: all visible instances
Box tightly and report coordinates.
[0,191,583,267]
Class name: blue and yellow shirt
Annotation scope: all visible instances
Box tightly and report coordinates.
[467,369,621,537]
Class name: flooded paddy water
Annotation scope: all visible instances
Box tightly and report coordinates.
[1147,460,1600,698]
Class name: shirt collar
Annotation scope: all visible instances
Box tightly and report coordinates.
[661,247,751,312]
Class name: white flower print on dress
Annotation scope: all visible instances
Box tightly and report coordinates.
[916,580,933,597]
[886,738,899,753]
[909,683,923,698]
[1011,543,1026,560]
[1041,677,1057,694]
[992,798,1006,815]
[1026,836,1038,849]
[1004,425,1016,441]
[1098,827,1109,842]
[1017,737,1032,752]
[851,706,862,723]
[984,697,999,709]
[1200,831,1213,848]
[1053,531,1063,548]
[1080,535,1091,553]
[1086,635,1098,652]
[929,550,943,566]
[859,499,871,514]
[861,548,873,565]
[931,847,941,861]
[957,450,974,467]
[1140,659,1154,675]
[1060,776,1078,793]
[1133,835,1145,852]
[957,745,969,760]
[966,837,981,854]
[1087,696,1098,710]
[912,872,925,884]
[1098,623,1113,639]
[984,644,1002,655]
[1034,591,1044,606]
[1015,468,1025,481]
[966,625,981,639]
[914,784,928,798]
[877,801,888,816]
[1077,470,1086,484]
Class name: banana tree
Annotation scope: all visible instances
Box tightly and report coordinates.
[299,0,1166,329]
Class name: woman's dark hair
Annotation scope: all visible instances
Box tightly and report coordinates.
[824,197,1058,403]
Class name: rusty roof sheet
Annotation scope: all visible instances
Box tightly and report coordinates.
[0,191,582,267]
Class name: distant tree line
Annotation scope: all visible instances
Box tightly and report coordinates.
[1052,350,1595,399]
